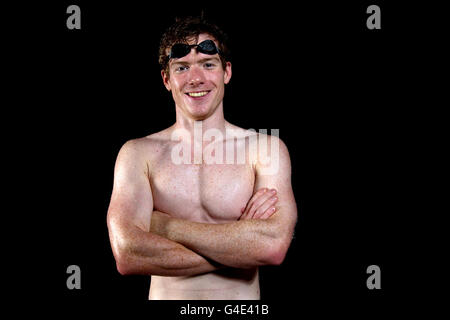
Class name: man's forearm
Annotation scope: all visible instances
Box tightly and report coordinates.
[111,222,222,277]
[150,211,293,268]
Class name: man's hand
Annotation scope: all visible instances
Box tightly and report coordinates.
[239,188,278,220]
[146,137,296,269]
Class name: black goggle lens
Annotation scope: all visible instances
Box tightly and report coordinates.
[169,40,219,59]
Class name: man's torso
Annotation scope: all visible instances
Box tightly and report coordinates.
[142,125,260,299]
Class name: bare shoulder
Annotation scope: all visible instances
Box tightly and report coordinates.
[252,131,290,177]
[224,122,258,140]
[116,128,174,169]
[225,123,288,151]
[224,122,290,173]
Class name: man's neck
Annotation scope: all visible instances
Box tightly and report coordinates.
[173,104,228,140]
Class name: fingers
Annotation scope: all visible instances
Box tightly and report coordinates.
[240,188,267,219]
[253,195,278,219]
[241,188,270,219]
[259,206,277,219]
[240,188,278,220]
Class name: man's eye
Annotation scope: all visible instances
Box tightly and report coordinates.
[204,63,216,69]
[175,66,189,72]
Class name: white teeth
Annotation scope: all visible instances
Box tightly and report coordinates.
[187,91,208,97]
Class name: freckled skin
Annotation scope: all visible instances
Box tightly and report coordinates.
[150,131,254,222]
[142,125,261,299]
[107,33,297,300]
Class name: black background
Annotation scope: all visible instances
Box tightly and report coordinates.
[5,0,446,317]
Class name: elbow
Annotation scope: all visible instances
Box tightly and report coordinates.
[261,239,290,266]
[116,257,137,276]
[267,251,287,266]
[108,217,141,276]
[114,246,146,276]
[262,218,297,266]
[111,236,157,276]
[116,259,131,276]
[113,245,134,276]
[110,234,138,276]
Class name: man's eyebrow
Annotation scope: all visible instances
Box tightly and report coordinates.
[171,57,221,68]
[198,57,221,64]
[171,61,189,67]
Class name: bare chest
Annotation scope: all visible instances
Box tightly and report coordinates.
[150,157,255,222]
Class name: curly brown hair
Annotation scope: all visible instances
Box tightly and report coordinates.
[158,16,231,77]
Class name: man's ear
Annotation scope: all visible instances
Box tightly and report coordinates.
[161,70,171,91]
[224,61,232,85]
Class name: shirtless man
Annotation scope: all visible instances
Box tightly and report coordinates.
[106,16,297,299]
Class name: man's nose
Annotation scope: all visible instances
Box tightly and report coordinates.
[187,66,205,86]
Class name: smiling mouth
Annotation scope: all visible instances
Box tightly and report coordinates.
[186,91,210,98]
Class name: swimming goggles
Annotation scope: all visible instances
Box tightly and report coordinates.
[169,39,220,59]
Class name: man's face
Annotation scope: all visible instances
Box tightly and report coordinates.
[162,33,232,121]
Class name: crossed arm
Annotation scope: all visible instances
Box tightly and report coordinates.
[107,138,297,276]
[107,140,219,276]
[150,184,297,269]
